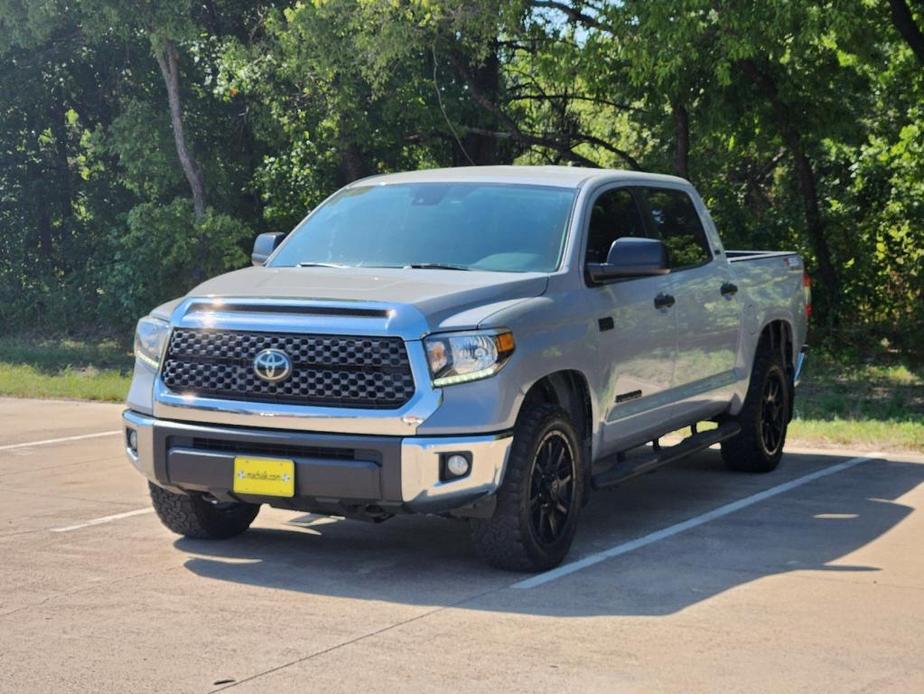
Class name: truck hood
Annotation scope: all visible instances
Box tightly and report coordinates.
[184,266,549,333]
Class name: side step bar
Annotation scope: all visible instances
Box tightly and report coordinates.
[591,421,742,490]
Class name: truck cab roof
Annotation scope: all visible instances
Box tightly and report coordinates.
[348,165,689,190]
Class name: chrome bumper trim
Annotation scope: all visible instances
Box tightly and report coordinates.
[400,434,512,510]
[123,409,157,480]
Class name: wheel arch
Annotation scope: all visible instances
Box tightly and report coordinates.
[755,319,797,422]
[756,319,795,379]
[517,370,595,488]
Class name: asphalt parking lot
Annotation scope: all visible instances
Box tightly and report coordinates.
[1,397,923,693]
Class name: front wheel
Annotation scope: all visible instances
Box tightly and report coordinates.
[470,404,585,571]
[149,482,260,539]
[721,345,792,473]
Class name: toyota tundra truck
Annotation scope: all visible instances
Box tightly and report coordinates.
[123,166,810,571]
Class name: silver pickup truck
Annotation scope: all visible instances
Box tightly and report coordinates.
[123,166,810,571]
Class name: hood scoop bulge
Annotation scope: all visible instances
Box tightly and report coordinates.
[184,301,391,319]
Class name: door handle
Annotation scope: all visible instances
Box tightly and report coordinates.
[654,293,676,310]
[721,282,738,297]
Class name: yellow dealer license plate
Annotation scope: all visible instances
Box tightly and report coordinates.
[233,457,295,497]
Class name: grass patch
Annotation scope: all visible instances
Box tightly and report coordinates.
[0,338,132,402]
[787,419,924,452]
[794,356,923,421]
[789,352,924,451]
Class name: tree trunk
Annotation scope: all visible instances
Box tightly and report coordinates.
[888,0,924,65]
[337,142,369,186]
[460,50,501,165]
[154,39,207,220]
[51,93,74,233]
[336,111,371,186]
[738,59,840,310]
[36,205,54,263]
[671,100,690,179]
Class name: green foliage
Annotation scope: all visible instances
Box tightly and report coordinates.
[103,199,251,325]
[108,99,183,199]
[832,96,924,353]
[0,0,921,360]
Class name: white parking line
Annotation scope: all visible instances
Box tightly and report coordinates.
[50,508,154,533]
[0,430,121,452]
[511,452,883,590]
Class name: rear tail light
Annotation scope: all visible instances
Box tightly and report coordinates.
[803,272,812,319]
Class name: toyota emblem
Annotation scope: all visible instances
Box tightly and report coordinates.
[253,348,293,383]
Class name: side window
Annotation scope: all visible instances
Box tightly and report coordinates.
[642,188,712,269]
[585,188,647,263]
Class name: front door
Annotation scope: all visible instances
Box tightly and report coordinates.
[583,186,678,455]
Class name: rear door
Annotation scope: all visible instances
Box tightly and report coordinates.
[638,186,740,418]
[582,185,678,454]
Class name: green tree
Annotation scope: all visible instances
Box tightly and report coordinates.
[0,0,921,355]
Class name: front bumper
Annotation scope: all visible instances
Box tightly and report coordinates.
[122,410,512,516]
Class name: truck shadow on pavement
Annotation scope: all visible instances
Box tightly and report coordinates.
[177,450,923,616]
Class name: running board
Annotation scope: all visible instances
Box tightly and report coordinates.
[591,421,742,490]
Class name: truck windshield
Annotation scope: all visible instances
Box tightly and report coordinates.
[269,182,576,273]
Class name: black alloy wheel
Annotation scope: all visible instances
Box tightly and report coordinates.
[528,430,577,546]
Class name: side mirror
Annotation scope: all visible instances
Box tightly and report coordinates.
[586,237,670,284]
[251,232,285,266]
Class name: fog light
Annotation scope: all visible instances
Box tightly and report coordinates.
[445,454,470,478]
[127,429,138,454]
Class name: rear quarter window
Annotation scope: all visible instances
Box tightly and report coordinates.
[642,188,712,269]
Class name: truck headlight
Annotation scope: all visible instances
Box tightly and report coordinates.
[424,331,515,387]
[133,317,170,369]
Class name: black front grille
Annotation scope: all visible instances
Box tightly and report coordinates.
[161,329,415,408]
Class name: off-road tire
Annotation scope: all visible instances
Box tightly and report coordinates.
[470,404,585,571]
[721,345,792,473]
[149,482,260,539]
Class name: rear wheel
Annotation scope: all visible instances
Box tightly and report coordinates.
[470,404,585,571]
[721,345,791,473]
[149,482,260,539]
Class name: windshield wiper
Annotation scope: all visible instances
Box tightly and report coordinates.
[297,262,350,268]
[404,263,471,271]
